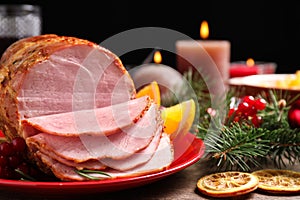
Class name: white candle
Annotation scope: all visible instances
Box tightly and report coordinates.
[130,63,185,96]
[175,21,231,84]
[129,51,186,101]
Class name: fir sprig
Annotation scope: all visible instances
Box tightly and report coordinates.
[184,69,300,172]
[201,122,271,171]
[262,127,300,168]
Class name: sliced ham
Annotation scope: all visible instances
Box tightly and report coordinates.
[22,95,151,138]
[30,124,163,171]
[36,147,107,170]
[79,103,162,160]
[107,133,174,178]
[100,124,163,171]
[34,133,173,181]
[26,103,162,162]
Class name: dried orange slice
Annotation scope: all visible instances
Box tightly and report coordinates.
[252,169,300,194]
[197,171,259,198]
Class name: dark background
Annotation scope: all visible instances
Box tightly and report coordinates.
[1,0,300,73]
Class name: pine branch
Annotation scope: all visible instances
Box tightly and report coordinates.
[257,89,300,167]
[200,122,270,172]
[262,127,300,168]
[177,69,300,172]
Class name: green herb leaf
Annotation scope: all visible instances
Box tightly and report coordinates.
[15,169,37,181]
[75,169,111,180]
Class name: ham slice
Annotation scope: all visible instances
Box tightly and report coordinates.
[26,103,162,162]
[107,134,174,177]
[22,95,151,138]
[100,124,163,171]
[36,147,107,170]
[34,133,173,181]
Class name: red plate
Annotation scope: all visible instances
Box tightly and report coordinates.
[0,133,205,195]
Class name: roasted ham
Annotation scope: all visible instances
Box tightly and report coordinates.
[0,34,175,181]
[0,34,136,139]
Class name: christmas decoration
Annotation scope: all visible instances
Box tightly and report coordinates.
[169,69,300,172]
[288,99,300,128]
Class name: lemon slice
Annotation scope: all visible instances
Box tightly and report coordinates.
[160,99,196,140]
[197,171,259,198]
[136,81,161,106]
[252,169,300,194]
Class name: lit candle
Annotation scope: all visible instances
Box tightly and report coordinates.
[230,58,277,78]
[176,20,231,83]
[153,50,162,64]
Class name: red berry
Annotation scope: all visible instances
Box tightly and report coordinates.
[238,102,250,113]
[8,155,23,168]
[254,98,267,110]
[0,156,8,167]
[233,116,240,122]
[244,106,257,117]
[14,162,39,180]
[242,96,255,106]
[12,137,26,153]
[251,115,262,127]
[0,142,13,156]
[0,166,13,179]
[0,136,41,180]
[16,162,30,175]
[228,108,237,117]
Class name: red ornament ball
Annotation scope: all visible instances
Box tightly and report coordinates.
[288,100,300,129]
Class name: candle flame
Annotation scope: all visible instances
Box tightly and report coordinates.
[154,51,162,64]
[200,20,209,39]
[246,58,255,67]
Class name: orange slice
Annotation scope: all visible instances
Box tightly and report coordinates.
[197,171,259,198]
[252,169,300,194]
[136,81,161,106]
[160,99,196,140]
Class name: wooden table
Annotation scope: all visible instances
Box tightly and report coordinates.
[1,159,299,200]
